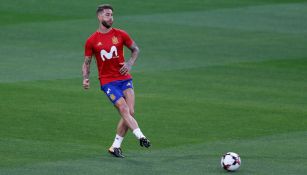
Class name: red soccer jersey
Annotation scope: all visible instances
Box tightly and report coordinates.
[84,28,134,86]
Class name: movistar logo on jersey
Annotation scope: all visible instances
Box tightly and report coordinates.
[100,46,118,61]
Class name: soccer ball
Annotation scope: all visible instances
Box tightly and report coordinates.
[221,152,241,171]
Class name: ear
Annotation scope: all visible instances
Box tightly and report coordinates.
[97,14,103,21]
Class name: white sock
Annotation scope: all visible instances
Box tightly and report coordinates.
[133,128,145,139]
[111,134,124,148]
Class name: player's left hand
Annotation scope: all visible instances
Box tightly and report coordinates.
[83,79,90,89]
[119,62,132,75]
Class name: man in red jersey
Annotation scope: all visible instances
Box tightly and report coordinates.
[82,4,150,158]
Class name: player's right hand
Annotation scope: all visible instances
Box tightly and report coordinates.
[83,79,90,89]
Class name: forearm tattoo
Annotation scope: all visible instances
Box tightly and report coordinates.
[129,43,139,65]
[83,57,92,79]
[85,57,92,65]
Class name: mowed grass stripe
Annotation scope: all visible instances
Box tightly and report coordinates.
[0,132,306,175]
[122,2,307,34]
[1,0,305,25]
[1,58,306,142]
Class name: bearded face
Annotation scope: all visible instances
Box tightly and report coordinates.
[98,9,113,29]
[102,20,112,28]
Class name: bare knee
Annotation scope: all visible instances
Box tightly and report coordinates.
[118,103,130,117]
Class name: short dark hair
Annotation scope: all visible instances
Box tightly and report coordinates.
[96,4,113,14]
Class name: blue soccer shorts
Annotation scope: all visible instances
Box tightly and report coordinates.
[101,79,134,105]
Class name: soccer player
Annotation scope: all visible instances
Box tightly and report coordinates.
[82,4,150,158]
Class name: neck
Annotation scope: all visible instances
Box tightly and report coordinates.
[98,25,112,34]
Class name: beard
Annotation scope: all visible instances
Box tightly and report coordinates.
[101,21,112,29]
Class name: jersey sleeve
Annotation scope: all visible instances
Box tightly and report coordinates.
[84,38,93,57]
[121,30,134,48]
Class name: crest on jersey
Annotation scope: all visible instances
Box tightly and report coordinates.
[97,42,103,46]
[112,36,119,44]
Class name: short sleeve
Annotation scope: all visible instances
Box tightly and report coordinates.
[121,30,134,48]
[84,38,93,57]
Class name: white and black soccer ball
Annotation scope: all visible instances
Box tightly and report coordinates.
[221,152,241,172]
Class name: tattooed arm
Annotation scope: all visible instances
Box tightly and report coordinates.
[82,56,92,89]
[119,42,140,75]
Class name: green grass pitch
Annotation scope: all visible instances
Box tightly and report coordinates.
[0,0,307,174]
